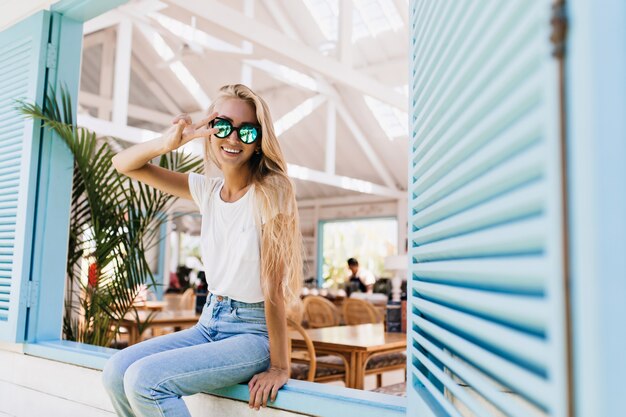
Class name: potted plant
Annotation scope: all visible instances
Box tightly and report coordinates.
[16,87,202,347]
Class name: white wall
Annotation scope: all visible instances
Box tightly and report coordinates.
[0,0,57,31]
[0,347,305,417]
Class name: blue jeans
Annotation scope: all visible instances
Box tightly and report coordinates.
[102,293,270,417]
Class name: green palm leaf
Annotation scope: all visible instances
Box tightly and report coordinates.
[16,85,203,347]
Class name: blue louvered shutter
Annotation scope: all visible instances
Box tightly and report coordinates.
[408,1,568,417]
[0,11,52,342]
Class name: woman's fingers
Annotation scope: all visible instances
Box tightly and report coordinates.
[254,385,265,410]
[181,127,218,142]
[171,114,192,125]
[174,120,186,140]
[248,383,258,408]
[270,384,279,403]
[192,111,219,130]
[261,385,272,408]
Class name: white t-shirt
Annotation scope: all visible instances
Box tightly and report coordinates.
[356,268,376,286]
[188,172,264,303]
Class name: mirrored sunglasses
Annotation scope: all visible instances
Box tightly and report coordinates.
[209,117,261,144]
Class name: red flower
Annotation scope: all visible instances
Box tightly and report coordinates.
[88,263,99,288]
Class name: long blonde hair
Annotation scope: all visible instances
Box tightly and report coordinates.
[203,84,303,307]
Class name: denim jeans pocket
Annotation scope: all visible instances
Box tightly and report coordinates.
[232,307,266,324]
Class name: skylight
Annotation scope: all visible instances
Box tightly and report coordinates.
[302,0,403,43]
[364,91,408,140]
[274,95,326,136]
[136,24,211,109]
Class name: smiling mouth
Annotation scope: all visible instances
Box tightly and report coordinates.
[221,146,242,155]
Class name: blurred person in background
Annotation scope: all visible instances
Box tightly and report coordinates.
[346,257,376,295]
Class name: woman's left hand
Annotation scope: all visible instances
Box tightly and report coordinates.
[248,367,289,410]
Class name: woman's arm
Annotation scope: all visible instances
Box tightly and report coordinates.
[112,137,192,200]
[111,113,217,200]
[247,290,290,411]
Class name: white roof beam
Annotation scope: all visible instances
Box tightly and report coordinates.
[261,0,302,41]
[241,59,332,96]
[112,19,132,125]
[325,101,336,175]
[131,56,182,116]
[77,114,161,143]
[79,91,173,126]
[336,98,398,189]
[134,22,211,110]
[358,57,408,81]
[313,76,398,189]
[241,0,254,86]
[393,0,409,28]
[98,29,115,119]
[168,0,407,112]
[298,194,395,208]
[287,164,403,199]
[84,10,125,35]
[83,10,196,117]
[338,0,353,66]
[147,12,249,56]
[274,95,327,137]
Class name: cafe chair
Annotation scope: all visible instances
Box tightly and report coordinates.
[179,288,196,310]
[303,295,341,328]
[364,351,407,388]
[287,318,347,384]
[342,298,383,325]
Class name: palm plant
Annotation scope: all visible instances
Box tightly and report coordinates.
[16,86,203,347]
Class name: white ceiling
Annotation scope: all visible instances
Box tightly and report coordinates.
[78,0,409,201]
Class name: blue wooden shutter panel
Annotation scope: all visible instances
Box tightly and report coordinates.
[0,11,51,342]
[408,1,568,417]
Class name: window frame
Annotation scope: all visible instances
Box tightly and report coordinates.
[317,215,399,288]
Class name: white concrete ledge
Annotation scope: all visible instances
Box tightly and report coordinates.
[2,342,406,417]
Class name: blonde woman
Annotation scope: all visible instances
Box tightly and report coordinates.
[102,84,302,416]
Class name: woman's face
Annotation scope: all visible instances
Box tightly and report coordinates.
[210,98,260,169]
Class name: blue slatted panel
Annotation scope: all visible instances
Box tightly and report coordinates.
[407,1,567,416]
[0,11,50,341]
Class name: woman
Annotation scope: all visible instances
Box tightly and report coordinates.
[102,84,303,416]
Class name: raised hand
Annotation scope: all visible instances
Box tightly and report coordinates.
[161,111,219,153]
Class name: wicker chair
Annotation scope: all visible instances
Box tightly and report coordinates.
[303,295,340,328]
[287,318,347,383]
[179,288,196,310]
[342,297,383,325]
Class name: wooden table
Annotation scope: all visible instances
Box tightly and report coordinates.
[120,309,200,345]
[132,300,168,311]
[289,323,406,389]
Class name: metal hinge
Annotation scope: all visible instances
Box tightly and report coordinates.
[550,2,568,58]
[26,280,39,308]
[46,42,57,69]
